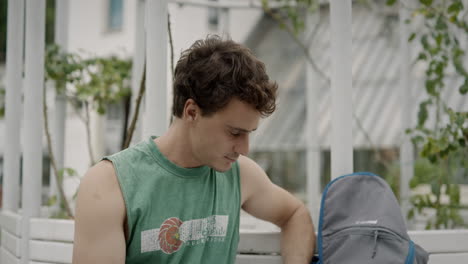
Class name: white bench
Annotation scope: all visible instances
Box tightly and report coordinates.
[1,211,468,264]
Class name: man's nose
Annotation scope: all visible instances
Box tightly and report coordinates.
[234,134,249,156]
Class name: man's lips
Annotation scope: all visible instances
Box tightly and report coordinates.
[225,156,238,162]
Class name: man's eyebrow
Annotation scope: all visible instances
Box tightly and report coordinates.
[227,125,257,133]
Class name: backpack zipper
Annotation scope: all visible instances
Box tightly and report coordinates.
[323,225,407,241]
[323,225,410,259]
[371,230,379,259]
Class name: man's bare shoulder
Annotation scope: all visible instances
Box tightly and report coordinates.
[76,160,125,223]
[73,160,127,263]
[80,160,119,192]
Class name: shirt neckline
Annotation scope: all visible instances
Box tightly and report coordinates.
[147,136,210,178]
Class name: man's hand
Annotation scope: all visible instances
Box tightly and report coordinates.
[239,156,316,264]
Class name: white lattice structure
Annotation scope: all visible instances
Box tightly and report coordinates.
[1,1,467,263]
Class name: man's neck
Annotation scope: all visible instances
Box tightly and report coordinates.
[154,123,203,168]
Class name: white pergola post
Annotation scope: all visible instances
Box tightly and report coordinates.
[219,7,230,37]
[90,111,105,163]
[129,0,146,145]
[3,0,25,212]
[329,0,354,179]
[399,0,413,220]
[305,12,321,227]
[144,0,169,138]
[21,0,46,262]
[49,0,70,209]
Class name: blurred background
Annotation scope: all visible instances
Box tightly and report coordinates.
[0,0,467,232]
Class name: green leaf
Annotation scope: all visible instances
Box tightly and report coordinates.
[407,208,415,220]
[47,195,57,206]
[459,81,468,94]
[408,33,416,42]
[459,138,466,147]
[448,1,463,14]
[456,114,466,126]
[65,167,77,177]
[409,178,419,189]
[425,79,437,96]
[427,154,437,163]
[412,135,425,145]
[419,0,433,7]
[431,181,440,196]
[417,53,427,61]
[435,16,447,31]
[450,185,461,204]
[418,101,430,127]
[425,220,432,230]
[57,169,64,183]
[421,35,430,50]
[386,0,397,6]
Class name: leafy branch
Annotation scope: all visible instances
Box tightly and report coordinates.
[44,44,132,217]
[388,0,468,229]
[43,85,74,218]
[0,86,5,118]
[123,63,146,149]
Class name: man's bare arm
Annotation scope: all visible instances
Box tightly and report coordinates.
[239,156,316,264]
[72,161,126,264]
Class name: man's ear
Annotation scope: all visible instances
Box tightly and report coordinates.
[183,99,199,121]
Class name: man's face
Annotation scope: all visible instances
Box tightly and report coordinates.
[188,98,260,172]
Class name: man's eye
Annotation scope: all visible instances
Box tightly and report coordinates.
[230,131,240,137]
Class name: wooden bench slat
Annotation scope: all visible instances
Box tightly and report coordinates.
[0,246,20,264]
[1,229,21,257]
[238,231,280,254]
[30,217,74,242]
[29,240,73,264]
[236,254,282,264]
[234,252,468,264]
[410,230,468,254]
[238,230,468,255]
[0,211,22,237]
[428,253,468,264]
[0,219,466,263]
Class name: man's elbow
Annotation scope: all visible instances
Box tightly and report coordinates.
[279,203,314,230]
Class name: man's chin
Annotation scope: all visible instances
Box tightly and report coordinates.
[211,163,232,173]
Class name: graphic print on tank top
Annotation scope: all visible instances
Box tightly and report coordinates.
[141,215,229,254]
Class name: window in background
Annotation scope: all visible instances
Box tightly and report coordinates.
[207,0,219,30]
[108,0,124,31]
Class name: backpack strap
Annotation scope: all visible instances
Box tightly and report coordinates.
[405,240,415,264]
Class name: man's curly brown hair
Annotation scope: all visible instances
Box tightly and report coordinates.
[172,35,278,118]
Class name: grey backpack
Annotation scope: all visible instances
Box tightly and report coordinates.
[314,172,429,264]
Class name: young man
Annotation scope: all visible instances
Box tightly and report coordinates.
[72,35,315,264]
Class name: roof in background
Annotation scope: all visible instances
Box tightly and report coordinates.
[246,3,468,151]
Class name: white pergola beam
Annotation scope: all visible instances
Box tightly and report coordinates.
[305,12,321,227]
[129,0,146,145]
[144,0,169,138]
[170,0,299,9]
[399,0,413,219]
[21,0,46,262]
[329,0,354,178]
[3,0,25,212]
[49,0,70,207]
[219,7,230,37]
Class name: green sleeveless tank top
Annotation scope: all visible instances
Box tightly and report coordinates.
[104,136,241,263]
